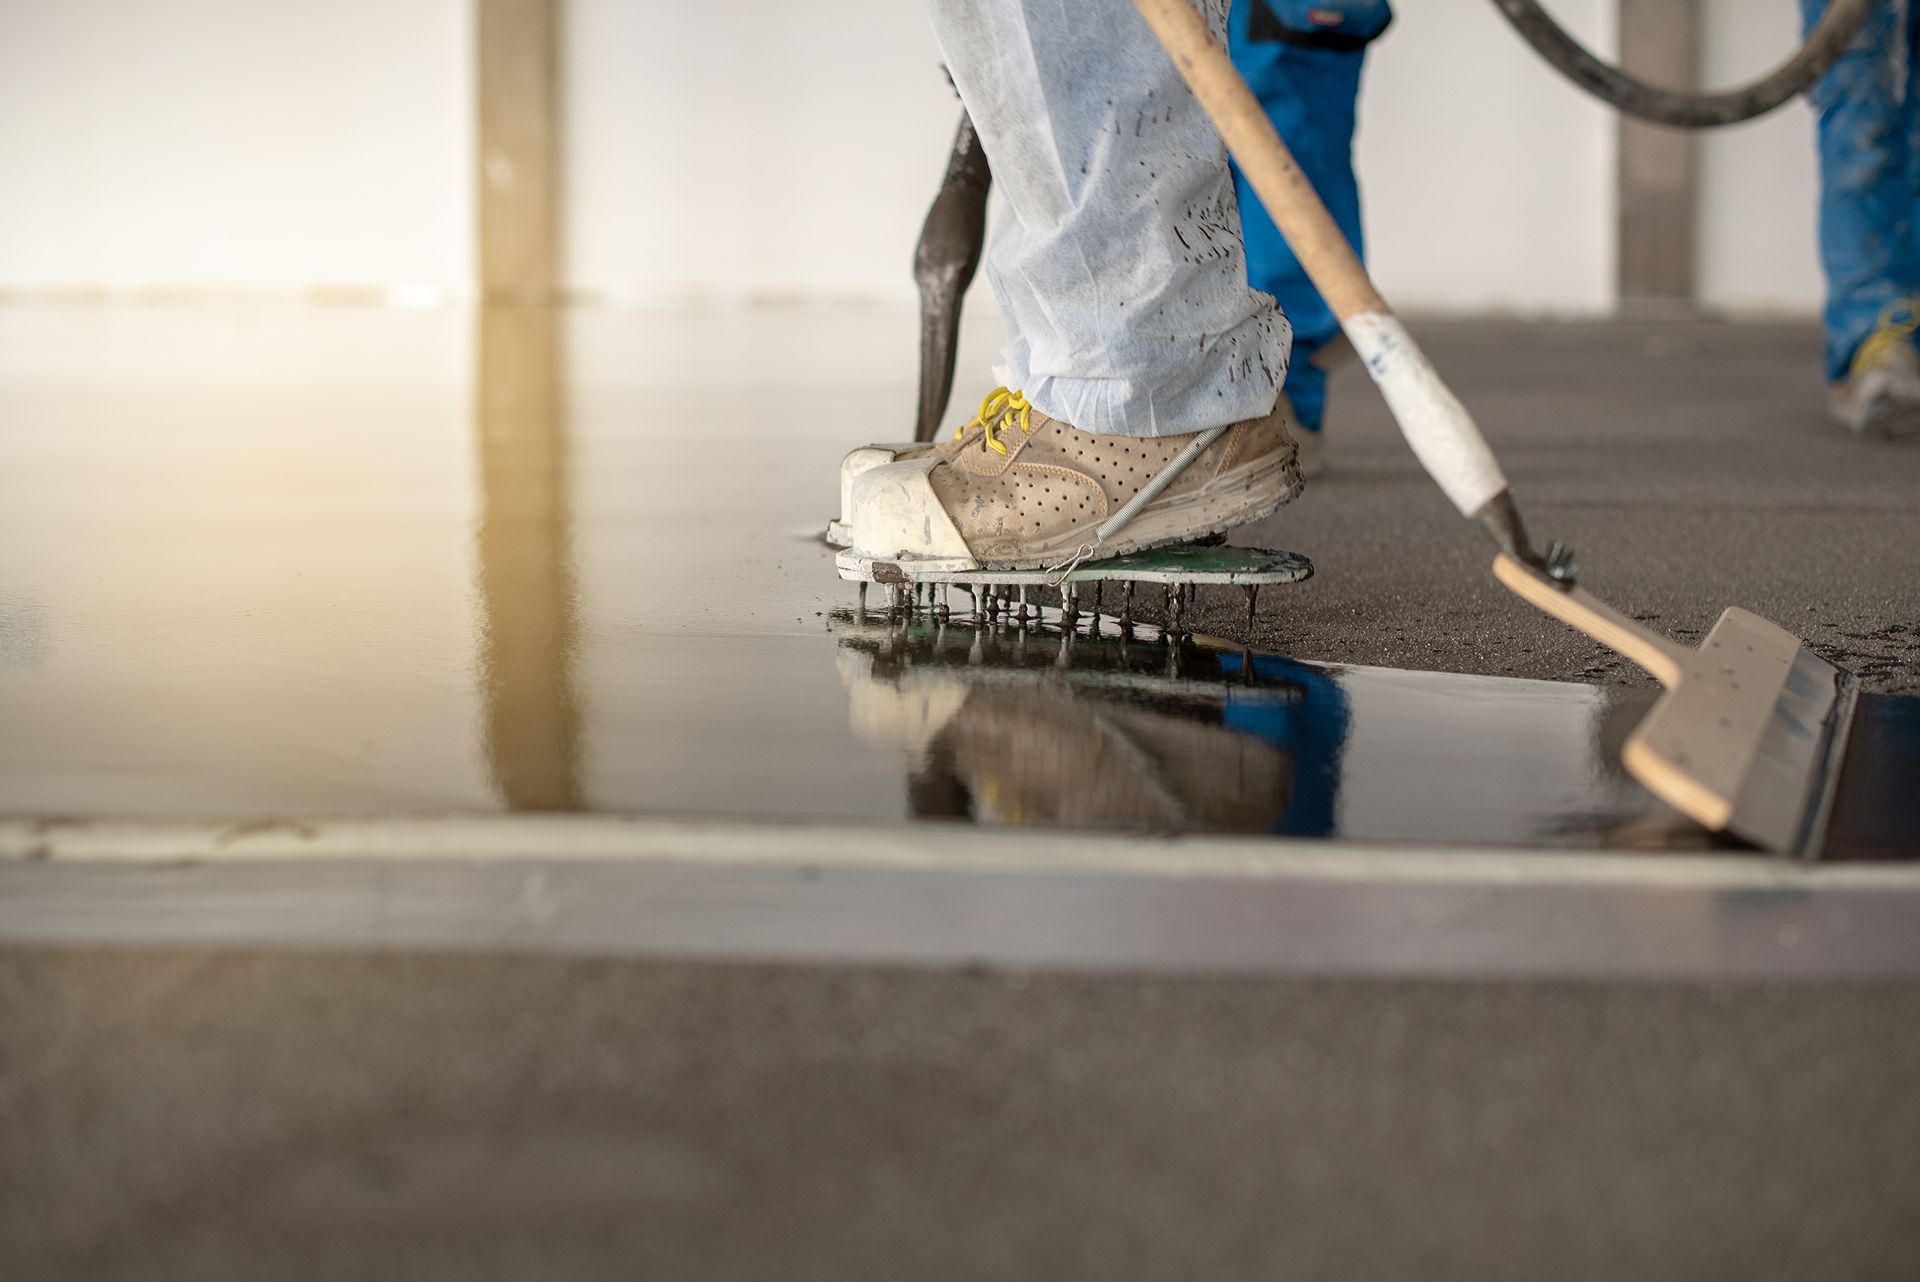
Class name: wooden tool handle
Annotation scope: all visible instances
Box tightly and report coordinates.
[1131,0,1383,321]
[1492,554,1689,687]
[1132,0,1510,521]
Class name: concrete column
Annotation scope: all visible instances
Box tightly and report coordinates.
[477,0,559,303]
[1616,0,1700,309]
[474,0,579,810]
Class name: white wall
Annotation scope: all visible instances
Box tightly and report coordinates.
[1360,0,1620,314]
[563,0,1624,314]
[1696,0,1824,313]
[0,0,1824,316]
[0,0,472,295]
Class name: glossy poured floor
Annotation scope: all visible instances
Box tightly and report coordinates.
[0,304,1910,854]
[11,308,1920,1282]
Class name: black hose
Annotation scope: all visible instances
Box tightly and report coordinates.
[912,110,993,442]
[1487,0,1876,128]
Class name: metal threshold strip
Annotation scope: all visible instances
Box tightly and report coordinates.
[5,814,1920,980]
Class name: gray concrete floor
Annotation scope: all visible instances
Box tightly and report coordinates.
[1228,318,1920,693]
[5,951,1920,1282]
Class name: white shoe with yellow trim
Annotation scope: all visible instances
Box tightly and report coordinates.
[844,387,1302,573]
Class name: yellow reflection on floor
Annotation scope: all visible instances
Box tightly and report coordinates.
[475,305,581,810]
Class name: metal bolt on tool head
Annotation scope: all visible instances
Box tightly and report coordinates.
[1544,541,1579,585]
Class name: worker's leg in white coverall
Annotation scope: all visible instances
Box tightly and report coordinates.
[844,0,1302,571]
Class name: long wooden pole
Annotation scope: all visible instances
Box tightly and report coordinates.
[1131,0,1511,528]
[1130,0,1384,321]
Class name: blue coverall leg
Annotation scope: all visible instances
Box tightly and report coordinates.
[1228,0,1391,435]
[1801,0,1920,381]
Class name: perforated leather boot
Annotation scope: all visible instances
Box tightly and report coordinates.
[845,387,1302,571]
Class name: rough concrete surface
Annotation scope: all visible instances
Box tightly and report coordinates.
[3,952,1919,1282]
[1223,320,1920,693]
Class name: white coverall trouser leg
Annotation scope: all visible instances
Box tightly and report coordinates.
[924,0,1292,438]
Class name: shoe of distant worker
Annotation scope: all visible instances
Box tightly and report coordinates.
[846,387,1302,572]
[1830,304,1920,438]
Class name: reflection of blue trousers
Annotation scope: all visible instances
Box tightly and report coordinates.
[1229,0,1389,432]
[1215,652,1351,838]
[1802,0,1920,380]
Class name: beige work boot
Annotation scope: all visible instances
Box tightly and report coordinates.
[1830,303,1920,438]
[825,393,1006,546]
[846,387,1302,571]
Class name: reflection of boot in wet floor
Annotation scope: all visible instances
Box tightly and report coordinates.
[839,649,1293,833]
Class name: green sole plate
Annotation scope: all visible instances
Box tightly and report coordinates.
[836,544,1313,588]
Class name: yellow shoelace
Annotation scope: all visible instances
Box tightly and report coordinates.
[955,386,1034,456]
[1850,298,1920,379]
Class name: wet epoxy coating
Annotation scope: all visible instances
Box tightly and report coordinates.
[834,607,1698,847]
[0,305,1910,853]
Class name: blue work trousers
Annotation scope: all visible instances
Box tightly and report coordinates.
[1234,0,1913,397]
[1804,0,1920,380]
[1229,0,1389,432]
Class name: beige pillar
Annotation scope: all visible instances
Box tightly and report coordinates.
[1616,0,1700,309]
[474,0,579,810]
[477,0,559,305]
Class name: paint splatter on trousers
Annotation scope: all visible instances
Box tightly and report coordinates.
[924,0,1291,437]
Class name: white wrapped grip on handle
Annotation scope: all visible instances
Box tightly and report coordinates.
[1344,312,1508,517]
